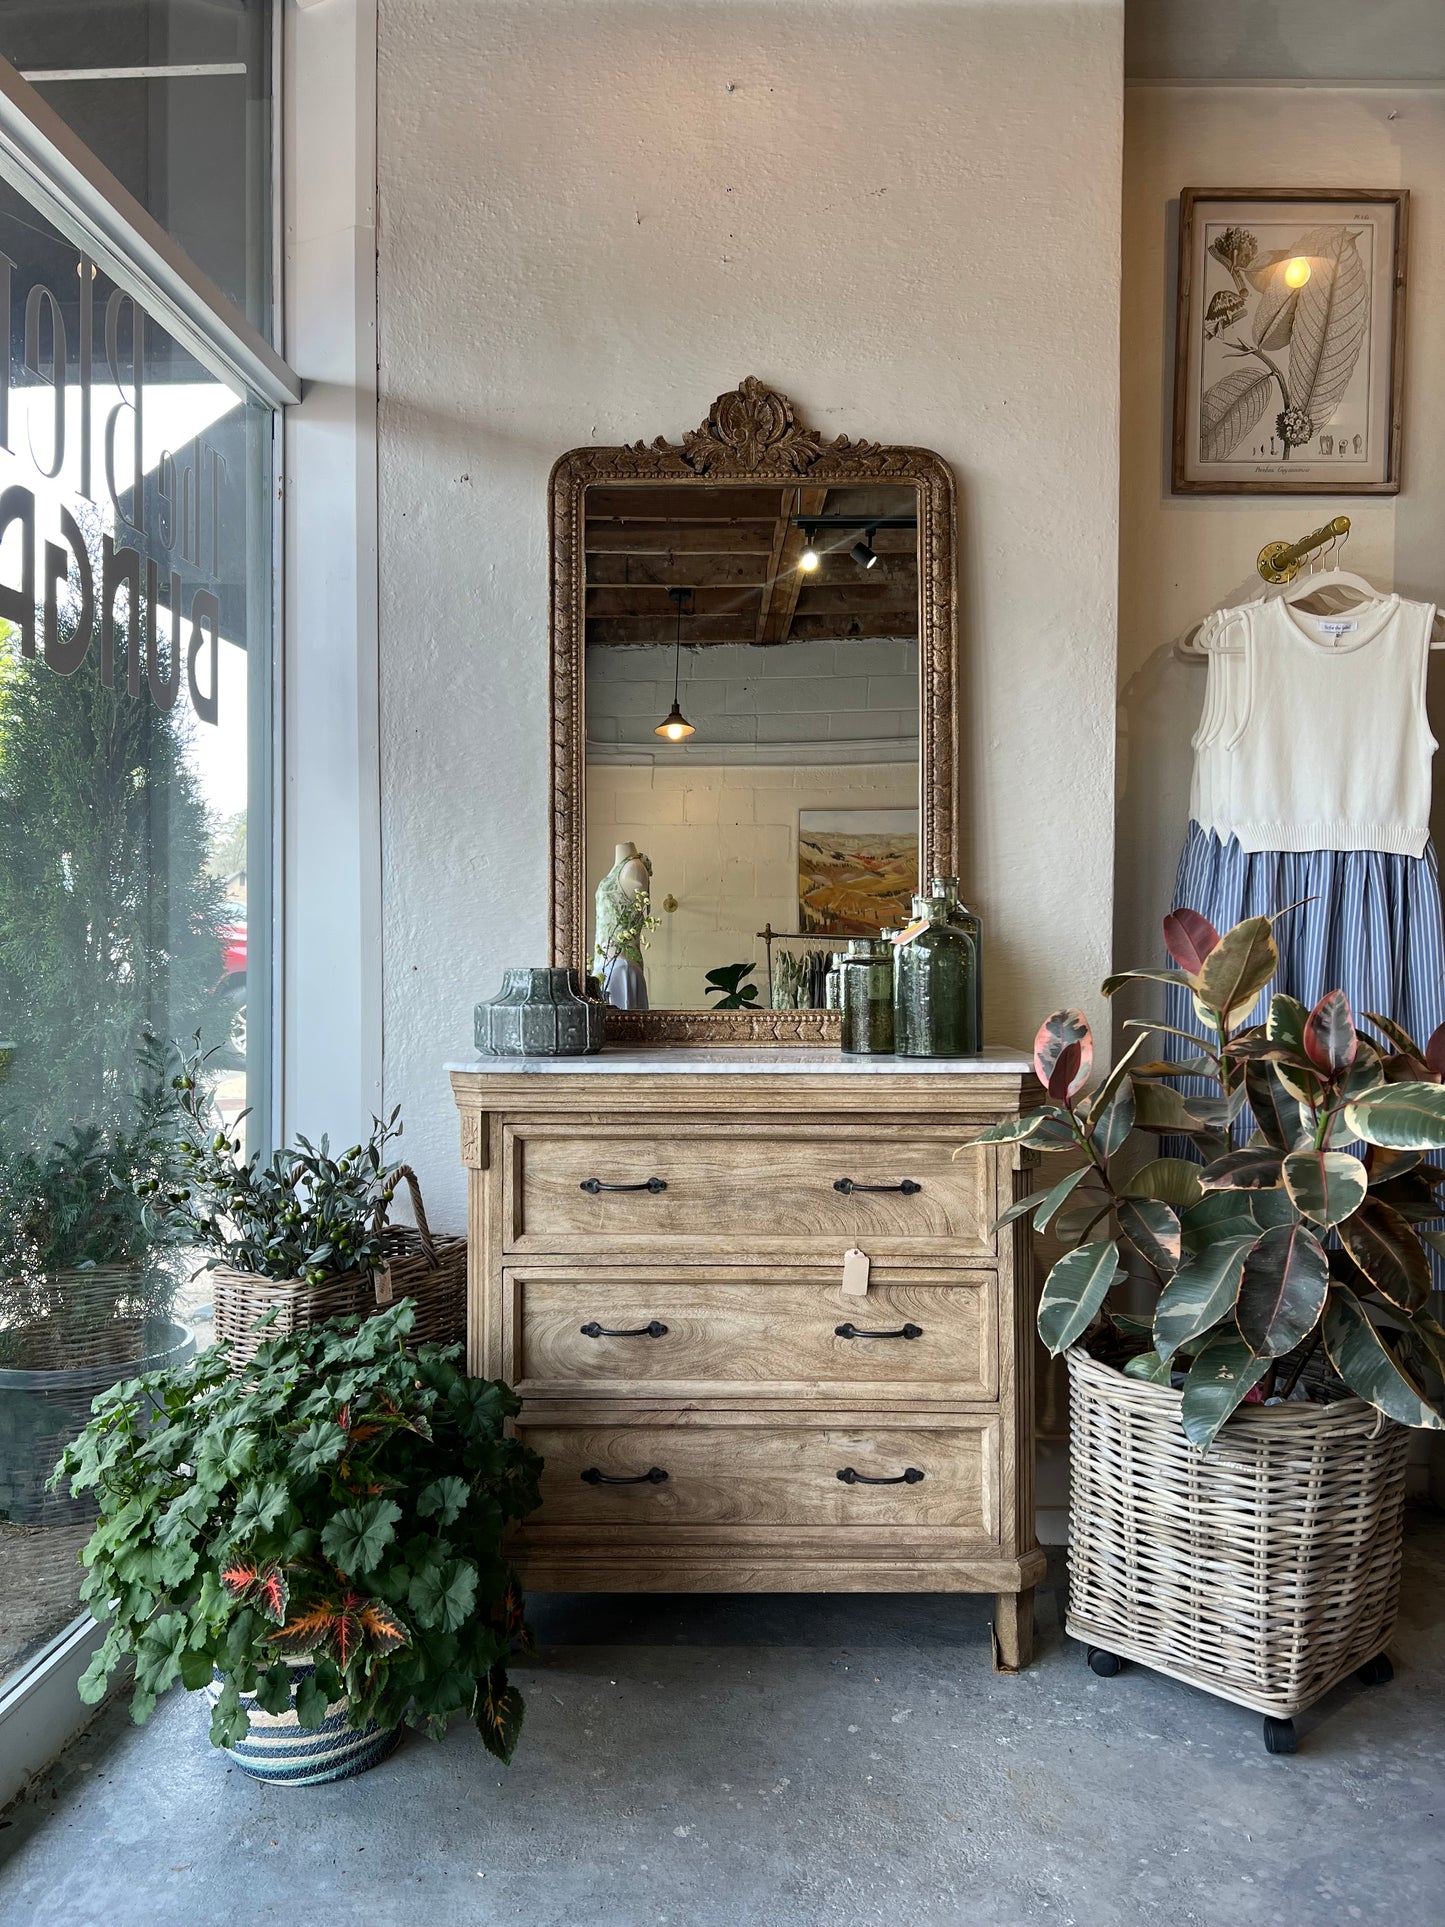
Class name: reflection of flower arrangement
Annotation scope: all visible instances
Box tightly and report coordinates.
[593,889,660,979]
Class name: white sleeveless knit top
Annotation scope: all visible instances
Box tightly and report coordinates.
[1192,593,1437,857]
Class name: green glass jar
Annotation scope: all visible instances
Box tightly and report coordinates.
[893,897,978,1057]
[838,938,895,1055]
[931,876,985,1049]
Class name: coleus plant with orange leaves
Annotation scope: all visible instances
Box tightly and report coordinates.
[961,910,1445,1451]
[55,1300,541,1758]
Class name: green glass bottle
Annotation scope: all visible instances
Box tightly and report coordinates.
[931,876,985,1049]
[893,895,978,1057]
[838,938,895,1054]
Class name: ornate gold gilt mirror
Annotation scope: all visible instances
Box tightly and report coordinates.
[549,379,959,1043]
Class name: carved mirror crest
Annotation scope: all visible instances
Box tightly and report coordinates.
[549,378,959,1045]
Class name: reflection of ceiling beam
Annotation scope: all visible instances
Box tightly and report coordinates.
[586,553,772,588]
[586,526,775,554]
[755,486,827,647]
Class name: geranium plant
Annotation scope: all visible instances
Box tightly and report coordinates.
[963,910,1445,1450]
[55,1301,542,1760]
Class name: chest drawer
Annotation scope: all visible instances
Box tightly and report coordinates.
[500,1123,994,1259]
[519,1413,998,1534]
[503,1265,997,1401]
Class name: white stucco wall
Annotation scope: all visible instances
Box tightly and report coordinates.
[1116,86,1445,1009]
[376,0,1123,1224]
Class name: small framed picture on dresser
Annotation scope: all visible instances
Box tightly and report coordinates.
[1172,188,1408,494]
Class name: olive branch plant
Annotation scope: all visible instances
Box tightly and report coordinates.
[961,909,1445,1452]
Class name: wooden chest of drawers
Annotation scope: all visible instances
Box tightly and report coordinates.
[450,1048,1044,1665]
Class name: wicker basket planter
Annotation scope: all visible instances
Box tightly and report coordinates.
[0,1310,194,1526]
[1064,1346,1409,1733]
[204,1660,402,1786]
[212,1166,464,1367]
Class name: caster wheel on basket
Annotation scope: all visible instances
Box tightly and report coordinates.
[1262,1716,1297,1755]
[1086,1647,1122,1678]
[1356,1653,1394,1687]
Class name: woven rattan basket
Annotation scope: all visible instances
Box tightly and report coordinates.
[212,1167,465,1368]
[1064,1345,1409,1720]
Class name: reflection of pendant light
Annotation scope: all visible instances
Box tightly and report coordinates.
[1283,255,1312,289]
[799,524,821,572]
[655,586,696,740]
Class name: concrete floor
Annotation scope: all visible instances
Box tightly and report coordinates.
[1,1524,1442,1927]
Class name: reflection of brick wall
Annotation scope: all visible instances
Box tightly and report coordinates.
[586,638,919,752]
[586,762,917,1009]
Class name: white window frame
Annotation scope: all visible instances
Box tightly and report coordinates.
[0,42,304,1808]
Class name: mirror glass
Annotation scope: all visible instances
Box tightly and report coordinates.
[584,481,919,1013]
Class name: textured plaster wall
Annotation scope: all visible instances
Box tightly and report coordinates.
[586,761,917,1008]
[377,0,1123,1224]
[1116,87,1445,1004]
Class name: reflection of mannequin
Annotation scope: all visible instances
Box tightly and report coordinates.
[593,841,652,1010]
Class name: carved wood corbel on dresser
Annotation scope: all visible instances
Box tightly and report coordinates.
[449,1048,1045,1666]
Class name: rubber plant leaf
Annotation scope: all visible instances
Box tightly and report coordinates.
[1198,1148,1284,1191]
[1180,1330,1270,1452]
[1323,1287,1445,1430]
[1121,1158,1204,1210]
[1236,1221,1329,1358]
[1101,967,1197,998]
[1195,917,1277,1027]
[1031,1163,1092,1235]
[1288,228,1369,437]
[957,1108,1071,1148]
[1426,1023,1445,1078]
[1036,1238,1124,1357]
[1153,1236,1255,1361]
[1302,989,1357,1075]
[1123,1350,1173,1386]
[1362,1010,1427,1061]
[1116,1197,1182,1277]
[1032,1010,1092,1100]
[1338,1197,1432,1311]
[1280,1149,1368,1229]
[1344,1082,1445,1151]
[1161,908,1219,977]
[1245,1062,1307,1152]
[1088,1077,1136,1160]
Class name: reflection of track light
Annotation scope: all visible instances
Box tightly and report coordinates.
[800,541,820,572]
[851,530,879,571]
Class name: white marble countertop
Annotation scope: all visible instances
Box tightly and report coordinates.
[447,1045,1033,1076]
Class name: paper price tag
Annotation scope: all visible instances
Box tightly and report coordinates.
[841,1247,871,1298]
[373,1261,394,1307]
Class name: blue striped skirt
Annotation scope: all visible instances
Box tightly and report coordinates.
[1164,824,1445,1286]
[1165,824,1445,1050]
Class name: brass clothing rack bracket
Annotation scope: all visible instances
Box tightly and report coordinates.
[1257,515,1351,585]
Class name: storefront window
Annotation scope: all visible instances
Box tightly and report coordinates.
[0,1,272,331]
[0,170,275,1691]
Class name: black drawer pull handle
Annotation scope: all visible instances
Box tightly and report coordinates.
[579,1176,667,1195]
[580,1320,668,1340]
[580,1466,669,1486]
[835,1322,924,1341]
[837,1466,925,1486]
[833,1177,921,1196]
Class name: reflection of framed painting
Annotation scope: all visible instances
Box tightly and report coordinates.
[1172,189,1407,494]
[798,809,919,937]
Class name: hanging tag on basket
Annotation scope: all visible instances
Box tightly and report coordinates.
[372,1261,394,1307]
[841,1247,871,1298]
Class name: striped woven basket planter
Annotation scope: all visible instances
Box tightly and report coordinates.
[1064,1345,1410,1721]
[205,1663,402,1785]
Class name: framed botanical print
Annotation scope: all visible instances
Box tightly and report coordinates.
[1173,189,1407,494]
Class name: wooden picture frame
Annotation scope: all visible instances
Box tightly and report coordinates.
[547,378,959,1046]
[1172,188,1407,495]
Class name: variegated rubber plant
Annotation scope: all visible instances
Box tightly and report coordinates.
[961,910,1445,1451]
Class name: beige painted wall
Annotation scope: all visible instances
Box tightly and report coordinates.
[377,0,1124,1222]
[587,761,917,1008]
[1116,85,1445,1019]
